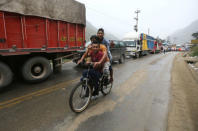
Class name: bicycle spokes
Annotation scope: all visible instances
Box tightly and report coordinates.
[69,82,92,113]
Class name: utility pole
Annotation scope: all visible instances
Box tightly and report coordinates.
[134,9,140,32]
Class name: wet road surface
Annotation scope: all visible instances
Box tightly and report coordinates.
[0,52,176,131]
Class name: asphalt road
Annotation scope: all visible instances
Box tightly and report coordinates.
[0,52,176,131]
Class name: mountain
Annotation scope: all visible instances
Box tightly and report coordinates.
[170,19,198,45]
[85,21,118,42]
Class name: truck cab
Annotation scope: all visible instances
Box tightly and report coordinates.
[123,32,141,58]
[124,40,141,58]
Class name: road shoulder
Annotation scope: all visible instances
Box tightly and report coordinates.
[168,53,198,131]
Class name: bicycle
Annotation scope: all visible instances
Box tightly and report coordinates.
[69,63,113,113]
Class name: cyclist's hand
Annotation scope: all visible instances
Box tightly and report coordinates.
[86,61,91,65]
[94,62,100,68]
[77,59,82,65]
[87,44,92,49]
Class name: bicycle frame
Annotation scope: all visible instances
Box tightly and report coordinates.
[81,64,106,93]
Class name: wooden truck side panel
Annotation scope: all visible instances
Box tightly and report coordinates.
[0,12,6,49]
[0,11,85,56]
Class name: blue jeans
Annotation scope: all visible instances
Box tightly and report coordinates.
[82,69,102,89]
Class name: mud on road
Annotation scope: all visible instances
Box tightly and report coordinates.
[168,53,198,131]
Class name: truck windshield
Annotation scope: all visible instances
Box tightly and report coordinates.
[124,41,136,47]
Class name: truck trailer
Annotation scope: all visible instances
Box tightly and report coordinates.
[0,0,86,89]
[140,33,155,54]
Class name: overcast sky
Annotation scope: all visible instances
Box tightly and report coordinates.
[76,0,198,39]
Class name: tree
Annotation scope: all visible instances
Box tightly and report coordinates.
[192,32,198,39]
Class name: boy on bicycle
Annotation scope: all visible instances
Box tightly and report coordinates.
[81,38,108,95]
[77,35,108,69]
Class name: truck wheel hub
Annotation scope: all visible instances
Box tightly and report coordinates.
[34,66,42,73]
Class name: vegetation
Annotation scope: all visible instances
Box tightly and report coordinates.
[190,32,198,56]
[190,46,198,56]
[192,32,198,39]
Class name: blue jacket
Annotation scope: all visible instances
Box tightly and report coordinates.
[101,38,112,62]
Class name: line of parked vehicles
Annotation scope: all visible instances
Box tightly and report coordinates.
[162,43,187,52]
[73,32,163,66]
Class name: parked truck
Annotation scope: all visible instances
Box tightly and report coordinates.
[123,32,155,58]
[150,39,162,53]
[123,32,141,58]
[0,0,86,89]
[140,33,156,54]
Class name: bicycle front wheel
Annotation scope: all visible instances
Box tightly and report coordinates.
[69,82,92,113]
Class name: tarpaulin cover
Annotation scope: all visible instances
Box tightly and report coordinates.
[0,0,86,25]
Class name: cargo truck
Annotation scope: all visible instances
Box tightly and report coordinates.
[140,33,155,54]
[0,0,86,89]
[123,32,155,58]
[123,32,141,58]
[151,40,162,53]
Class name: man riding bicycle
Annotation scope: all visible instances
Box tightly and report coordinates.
[69,36,113,113]
[78,36,108,95]
[77,35,108,68]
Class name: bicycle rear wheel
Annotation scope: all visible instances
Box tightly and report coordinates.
[69,82,92,113]
[101,77,113,95]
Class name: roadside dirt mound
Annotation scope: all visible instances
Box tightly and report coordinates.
[184,57,198,63]
[168,53,198,131]
[195,62,198,68]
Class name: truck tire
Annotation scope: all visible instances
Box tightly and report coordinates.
[134,52,140,58]
[0,62,13,90]
[137,52,140,58]
[22,57,52,83]
[119,55,125,64]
